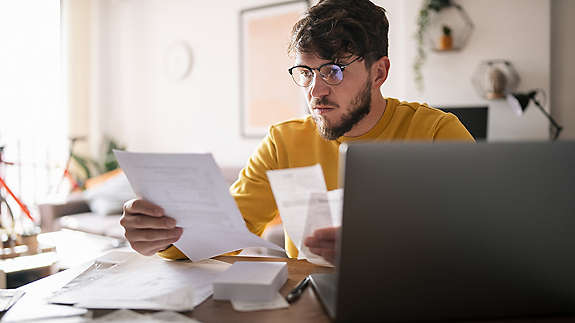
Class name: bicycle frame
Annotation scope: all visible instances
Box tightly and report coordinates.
[0,146,35,222]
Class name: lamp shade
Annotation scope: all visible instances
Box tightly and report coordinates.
[506,92,535,116]
[505,89,563,141]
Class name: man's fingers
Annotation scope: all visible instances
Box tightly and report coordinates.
[124,227,183,242]
[304,236,335,249]
[130,239,179,256]
[313,227,340,240]
[123,198,164,217]
[305,228,339,265]
[309,247,336,264]
[120,214,177,229]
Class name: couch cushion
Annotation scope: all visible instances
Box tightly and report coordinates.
[58,213,125,239]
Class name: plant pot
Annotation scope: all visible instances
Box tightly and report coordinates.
[438,35,453,51]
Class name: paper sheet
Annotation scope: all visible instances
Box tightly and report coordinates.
[298,191,342,267]
[1,262,91,322]
[327,189,343,226]
[49,250,231,311]
[266,165,343,266]
[114,151,283,261]
[266,164,327,249]
[92,309,200,322]
[231,292,289,312]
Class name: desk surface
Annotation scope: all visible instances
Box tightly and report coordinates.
[4,255,334,323]
[8,255,575,323]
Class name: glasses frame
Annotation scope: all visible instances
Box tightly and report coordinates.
[288,56,362,87]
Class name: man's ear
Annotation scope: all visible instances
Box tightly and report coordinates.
[371,56,390,88]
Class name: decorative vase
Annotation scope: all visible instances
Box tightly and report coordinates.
[485,66,508,99]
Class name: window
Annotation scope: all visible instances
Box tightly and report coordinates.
[0,0,67,223]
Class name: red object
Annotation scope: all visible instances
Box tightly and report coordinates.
[0,176,35,222]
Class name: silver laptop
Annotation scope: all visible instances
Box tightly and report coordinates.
[311,142,575,322]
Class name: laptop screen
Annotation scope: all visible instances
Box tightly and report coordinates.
[317,142,575,322]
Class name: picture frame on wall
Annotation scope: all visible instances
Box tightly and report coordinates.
[239,0,310,138]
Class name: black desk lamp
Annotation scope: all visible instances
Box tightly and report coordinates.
[506,90,563,141]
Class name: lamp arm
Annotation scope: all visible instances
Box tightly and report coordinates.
[531,97,563,140]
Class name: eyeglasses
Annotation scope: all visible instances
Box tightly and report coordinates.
[288,56,362,87]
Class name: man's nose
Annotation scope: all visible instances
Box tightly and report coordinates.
[309,72,330,98]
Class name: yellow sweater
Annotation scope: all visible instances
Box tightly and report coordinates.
[158,98,475,260]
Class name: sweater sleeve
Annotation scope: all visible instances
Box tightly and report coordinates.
[433,113,476,142]
[229,128,280,237]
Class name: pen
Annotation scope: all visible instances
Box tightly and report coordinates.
[286,275,311,304]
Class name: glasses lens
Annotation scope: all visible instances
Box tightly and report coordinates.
[319,64,343,85]
[291,67,314,87]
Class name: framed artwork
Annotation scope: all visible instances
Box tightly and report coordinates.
[240,0,310,138]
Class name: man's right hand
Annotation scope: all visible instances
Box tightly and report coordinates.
[120,198,183,256]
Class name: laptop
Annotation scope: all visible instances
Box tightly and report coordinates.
[311,142,575,322]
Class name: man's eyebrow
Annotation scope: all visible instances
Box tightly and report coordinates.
[292,61,338,68]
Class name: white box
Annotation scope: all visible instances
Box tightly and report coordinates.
[212,261,288,302]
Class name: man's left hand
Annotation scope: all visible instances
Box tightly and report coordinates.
[304,226,340,265]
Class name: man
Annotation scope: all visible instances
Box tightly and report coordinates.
[120,0,474,265]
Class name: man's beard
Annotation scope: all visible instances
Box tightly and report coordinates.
[312,79,372,140]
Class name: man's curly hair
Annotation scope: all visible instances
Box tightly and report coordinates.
[288,0,389,66]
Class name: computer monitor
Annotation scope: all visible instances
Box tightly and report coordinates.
[311,142,575,322]
[438,106,488,140]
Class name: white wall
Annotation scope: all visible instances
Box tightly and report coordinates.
[378,0,551,141]
[63,0,92,157]
[93,0,289,167]
[551,0,575,140]
[87,0,560,167]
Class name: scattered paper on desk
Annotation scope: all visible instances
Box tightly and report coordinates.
[213,261,288,302]
[114,150,283,261]
[1,261,90,322]
[94,309,201,322]
[92,309,201,322]
[49,250,230,311]
[148,311,201,322]
[266,165,342,266]
[0,289,25,312]
[231,292,289,312]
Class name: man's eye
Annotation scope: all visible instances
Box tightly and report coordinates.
[300,70,313,77]
[322,65,339,76]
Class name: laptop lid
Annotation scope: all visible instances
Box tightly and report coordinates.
[317,142,575,322]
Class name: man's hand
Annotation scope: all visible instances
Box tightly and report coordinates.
[304,226,340,265]
[120,198,183,256]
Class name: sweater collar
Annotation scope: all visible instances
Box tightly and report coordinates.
[337,97,397,143]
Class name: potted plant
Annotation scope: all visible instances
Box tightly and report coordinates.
[414,0,454,91]
[439,25,453,51]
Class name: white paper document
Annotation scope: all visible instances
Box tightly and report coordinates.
[114,150,283,261]
[231,292,289,312]
[92,309,200,322]
[49,250,231,311]
[266,164,343,266]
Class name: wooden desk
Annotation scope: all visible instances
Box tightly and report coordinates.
[7,255,575,322]
[4,256,334,322]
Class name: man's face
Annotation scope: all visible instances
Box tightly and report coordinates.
[295,52,373,140]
